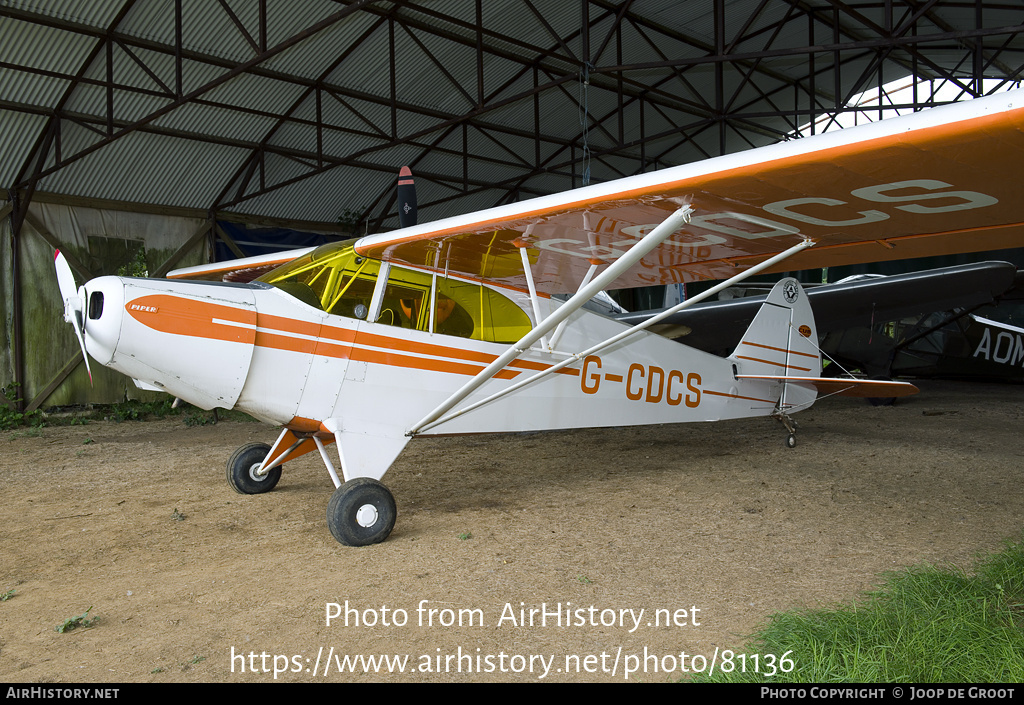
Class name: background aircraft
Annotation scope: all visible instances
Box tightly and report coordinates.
[821,269,1024,382]
[615,260,1020,373]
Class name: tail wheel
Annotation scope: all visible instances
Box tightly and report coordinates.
[327,478,396,546]
[226,442,282,494]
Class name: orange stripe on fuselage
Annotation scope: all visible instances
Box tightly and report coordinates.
[348,346,518,380]
[125,294,256,344]
[739,340,819,359]
[348,328,496,364]
[124,293,573,382]
[703,389,778,404]
[735,355,813,372]
[507,358,580,376]
[254,330,319,355]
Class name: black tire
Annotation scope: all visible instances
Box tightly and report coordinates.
[785,433,797,449]
[866,376,897,407]
[226,442,281,494]
[326,478,397,546]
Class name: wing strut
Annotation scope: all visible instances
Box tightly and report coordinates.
[412,236,816,434]
[518,233,549,350]
[549,262,601,351]
[407,204,694,435]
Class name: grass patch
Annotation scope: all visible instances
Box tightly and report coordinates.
[1,397,259,431]
[55,606,99,633]
[0,406,45,431]
[693,536,1024,683]
[0,386,45,430]
[107,399,176,422]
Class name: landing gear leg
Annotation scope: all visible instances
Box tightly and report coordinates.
[771,410,799,449]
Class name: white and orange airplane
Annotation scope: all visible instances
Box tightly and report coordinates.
[56,89,1024,546]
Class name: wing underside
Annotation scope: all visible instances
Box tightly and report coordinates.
[354,90,1024,295]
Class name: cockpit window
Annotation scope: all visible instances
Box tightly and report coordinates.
[435,277,531,343]
[259,241,531,343]
[257,242,379,319]
[376,266,432,331]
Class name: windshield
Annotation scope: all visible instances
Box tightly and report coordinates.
[257,240,531,342]
[256,241,379,318]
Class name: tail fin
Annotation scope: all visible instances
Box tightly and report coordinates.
[730,278,821,412]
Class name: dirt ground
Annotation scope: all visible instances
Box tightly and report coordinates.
[0,378,1021,683]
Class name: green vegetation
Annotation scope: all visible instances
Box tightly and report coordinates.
[0,397,257,431]
[107,399,174,422]
[1,589,15,602]
[336,207,364,234]
[692,536,1024,683]
[55,606,99,633]
[115,246,149,278]
[0,406,44,431]
[0,386,45,430]
[182,410,217,426]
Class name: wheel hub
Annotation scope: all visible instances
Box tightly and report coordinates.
[248,463,267,482]
[355,503,378,527]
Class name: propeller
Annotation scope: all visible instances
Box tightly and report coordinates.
[54,250,93,385]
[397,166,417,228]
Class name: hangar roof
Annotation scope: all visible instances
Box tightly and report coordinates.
[2,0,1023,231]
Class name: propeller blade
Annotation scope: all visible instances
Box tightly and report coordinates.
[397,166,417,228]
[54,250,93,385]
[54,250,79,313]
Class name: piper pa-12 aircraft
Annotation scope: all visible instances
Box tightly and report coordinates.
[56,88,1024,546]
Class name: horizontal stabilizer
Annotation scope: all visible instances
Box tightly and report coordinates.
[736,375,918,398]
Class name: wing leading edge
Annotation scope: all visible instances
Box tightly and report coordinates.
[356,89,1024,295]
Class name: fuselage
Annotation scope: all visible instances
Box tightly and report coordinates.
[79,241,808,449]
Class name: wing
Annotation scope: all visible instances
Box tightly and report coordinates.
[355,89,1024,295]
[167,247,318,282]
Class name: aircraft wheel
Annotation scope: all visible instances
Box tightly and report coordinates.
[785,433,797,449]
[867,376,897,407]
[226,442,281,494]
[327,478,396,546]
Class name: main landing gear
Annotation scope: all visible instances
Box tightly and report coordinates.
[226,442,282,494]
[326,478,397,547]
[225,435,397,547]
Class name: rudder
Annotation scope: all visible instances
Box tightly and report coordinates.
[730,278,821,412]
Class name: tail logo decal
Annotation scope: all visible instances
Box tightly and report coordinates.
[783,281,799,303]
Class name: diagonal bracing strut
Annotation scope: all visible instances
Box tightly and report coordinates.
[412,236,816,434]
[407,204,695,435]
